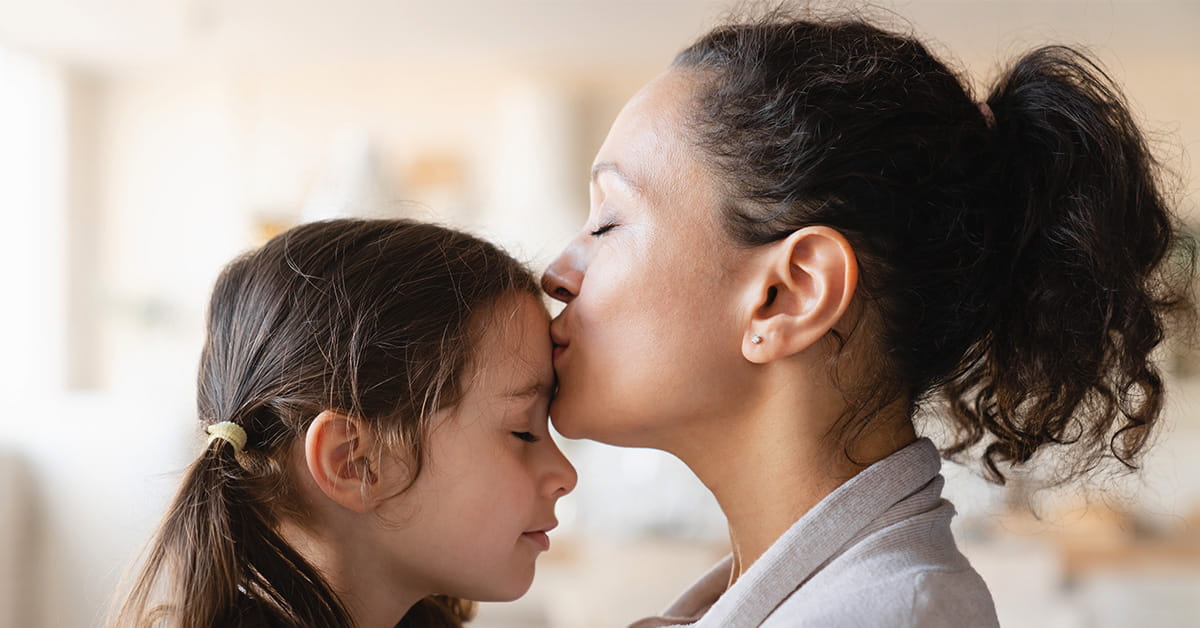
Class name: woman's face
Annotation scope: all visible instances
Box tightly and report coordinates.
[543,69,757,448]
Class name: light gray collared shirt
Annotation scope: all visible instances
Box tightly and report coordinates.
[629,438,999,628]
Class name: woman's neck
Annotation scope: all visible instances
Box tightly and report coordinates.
[668,375,916,583]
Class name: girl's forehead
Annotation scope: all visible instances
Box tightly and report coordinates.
[463,295,552,391]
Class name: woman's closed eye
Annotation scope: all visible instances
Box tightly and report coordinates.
[590,223,618,237]
[512,431,540,443]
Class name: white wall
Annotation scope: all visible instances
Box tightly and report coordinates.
[0,47,68,395]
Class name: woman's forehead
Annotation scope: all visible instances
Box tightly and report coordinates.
[595,71,723,213]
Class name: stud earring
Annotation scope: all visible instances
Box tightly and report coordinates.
[751,335,763,344]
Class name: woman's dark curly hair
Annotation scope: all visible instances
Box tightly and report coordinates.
[674,9,1195,483]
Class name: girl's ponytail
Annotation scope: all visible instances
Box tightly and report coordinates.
[114,429,352,627]
[942,46,1194,482]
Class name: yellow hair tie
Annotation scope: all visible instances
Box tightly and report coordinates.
[206,421,247,454]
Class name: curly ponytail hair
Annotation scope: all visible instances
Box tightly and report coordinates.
[114,219,539,627]
[674,10,1194,483]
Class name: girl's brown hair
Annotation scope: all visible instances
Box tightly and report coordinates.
[675,9,1195,483]
[113,219,539,627]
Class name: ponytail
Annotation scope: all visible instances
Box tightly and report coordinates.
[941,46,1194,482]
[113,433,353,627]
[116,430,477,628]
[673,12,1194,483]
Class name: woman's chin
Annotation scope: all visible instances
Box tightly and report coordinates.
[551,402,658,449]
[549,399,591,440]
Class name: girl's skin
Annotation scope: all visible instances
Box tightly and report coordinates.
[543,69,917,582]
[281,295,577,628]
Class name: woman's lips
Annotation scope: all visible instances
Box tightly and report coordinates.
[549,324,570,362]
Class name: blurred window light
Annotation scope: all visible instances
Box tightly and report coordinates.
[0,45,67,401]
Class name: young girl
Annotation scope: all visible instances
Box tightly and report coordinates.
[541,8,1194,627]
[114,219,576,627]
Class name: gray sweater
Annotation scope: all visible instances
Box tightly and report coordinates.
[630,438,999,627]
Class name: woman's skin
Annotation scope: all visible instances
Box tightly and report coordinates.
[543,68,917,581]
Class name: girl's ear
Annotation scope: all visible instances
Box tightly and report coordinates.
[304,410,381,514]
[740,226,858,364]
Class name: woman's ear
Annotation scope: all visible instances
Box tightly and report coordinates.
[304,410,381,514]
[741,226,858,364]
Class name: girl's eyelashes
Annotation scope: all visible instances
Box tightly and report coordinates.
[589,223,618,237]
[512,431,540,443]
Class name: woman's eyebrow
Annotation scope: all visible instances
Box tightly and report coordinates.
[591,161,643,195]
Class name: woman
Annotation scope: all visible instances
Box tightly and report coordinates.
[542,10,1192,628]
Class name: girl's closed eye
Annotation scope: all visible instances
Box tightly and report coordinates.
[512,431,540,443]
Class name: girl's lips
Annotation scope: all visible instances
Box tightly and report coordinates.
[553,343,568,362]
[522,531,551,551]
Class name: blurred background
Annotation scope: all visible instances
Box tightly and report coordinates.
[0,1,1198,626]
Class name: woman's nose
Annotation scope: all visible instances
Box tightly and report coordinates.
[541,244,584,304]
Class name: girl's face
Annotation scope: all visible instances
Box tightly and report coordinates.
[373,294,576,602]
[542,69,758,448]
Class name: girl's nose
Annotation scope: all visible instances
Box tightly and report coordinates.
[543,441,578,499]
[541,243,584,304]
